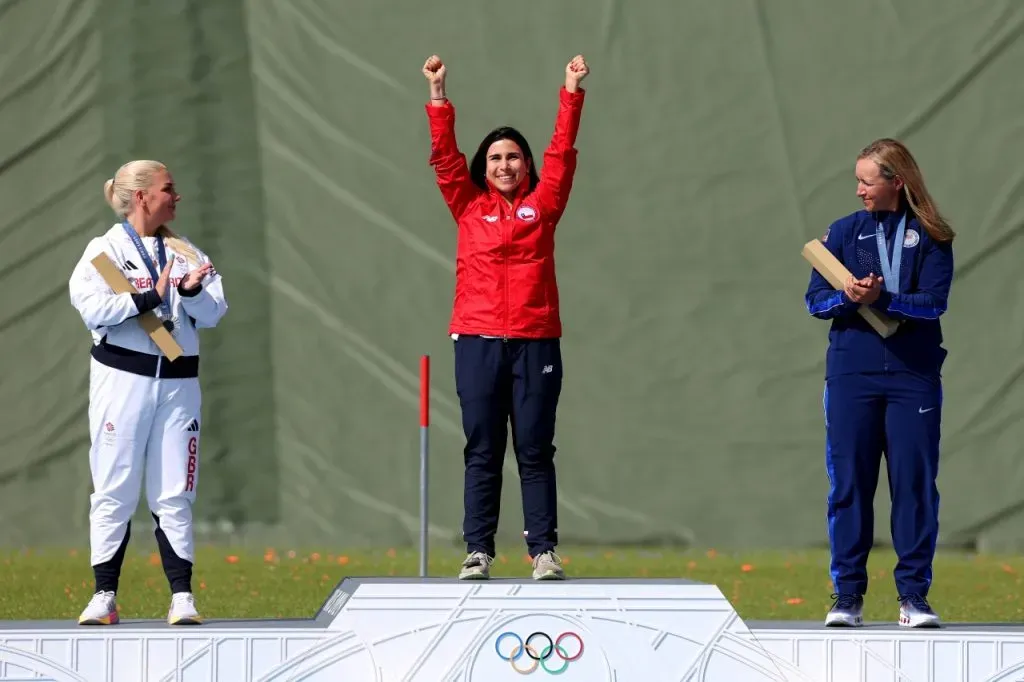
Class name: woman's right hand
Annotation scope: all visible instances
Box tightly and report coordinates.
[844,273,882,304]
[422,55,447,102]
[155,258,174,300]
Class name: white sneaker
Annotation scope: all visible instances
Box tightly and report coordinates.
[168,592,202,625]
[78,590,119,625]
[898,594,940,628]
[458,552,493,580]
[531,551,566,580]
[824,594,864,627]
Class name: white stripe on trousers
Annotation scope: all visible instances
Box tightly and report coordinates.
[87,357,201,565]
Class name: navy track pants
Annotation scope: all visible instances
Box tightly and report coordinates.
[454,335,562,558]
[824,371,942,597]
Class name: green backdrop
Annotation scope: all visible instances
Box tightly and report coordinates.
[1,0,1022,553]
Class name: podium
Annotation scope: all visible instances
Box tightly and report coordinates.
[0,577,1021,680]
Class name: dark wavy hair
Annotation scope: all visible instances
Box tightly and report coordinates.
[469,126,540,192]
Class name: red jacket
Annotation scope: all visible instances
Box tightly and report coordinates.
[426,86,585,339]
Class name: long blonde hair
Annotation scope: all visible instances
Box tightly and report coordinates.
[857,138,955,243]
[103,160,202,266]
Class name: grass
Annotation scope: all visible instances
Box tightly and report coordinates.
[2,545,1023,623]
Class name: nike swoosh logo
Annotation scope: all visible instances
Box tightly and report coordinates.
[858,233,875,240]
[919,407,936,413]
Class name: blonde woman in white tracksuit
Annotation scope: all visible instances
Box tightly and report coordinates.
[68,160,227,625]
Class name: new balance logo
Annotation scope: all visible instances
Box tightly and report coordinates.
[185,419,200,432]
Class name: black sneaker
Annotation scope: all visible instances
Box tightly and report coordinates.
[825,593,864,627]
[898,593,940,628]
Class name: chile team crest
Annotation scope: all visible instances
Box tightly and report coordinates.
[516,205,537,222]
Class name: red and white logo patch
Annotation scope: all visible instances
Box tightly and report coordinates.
[516,205,537,222]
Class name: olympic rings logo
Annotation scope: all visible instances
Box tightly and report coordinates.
[494,631,584,674]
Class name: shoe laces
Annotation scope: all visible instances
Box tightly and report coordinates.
[463,552,493,568]
[898,593,931,611]
[830,593,860,609]
[533,551,561,567]
[171,592,195,608]
[89,590,115,603]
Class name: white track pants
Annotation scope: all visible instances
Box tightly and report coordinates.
[88,357,202,566]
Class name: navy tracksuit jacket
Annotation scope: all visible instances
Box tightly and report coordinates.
[454,335,562,558]
[805,206,954,598]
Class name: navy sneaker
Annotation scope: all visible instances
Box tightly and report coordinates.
[898,593,940,628]
[825,593,864,627]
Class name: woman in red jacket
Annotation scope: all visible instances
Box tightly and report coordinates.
[422,54,588,581]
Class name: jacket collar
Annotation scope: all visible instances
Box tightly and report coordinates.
[870,197,913,229]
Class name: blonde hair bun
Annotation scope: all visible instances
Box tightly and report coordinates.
[103,178,116,209]
[103,160,166,220]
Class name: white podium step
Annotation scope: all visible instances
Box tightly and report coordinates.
[0,577,1019,681]
[746,621,1024,682]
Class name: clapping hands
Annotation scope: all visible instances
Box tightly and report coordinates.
[844,273,883,304]
[181,262,215,291]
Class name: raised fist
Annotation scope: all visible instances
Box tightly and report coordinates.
[565,55,589,83]
[422,55,446,85]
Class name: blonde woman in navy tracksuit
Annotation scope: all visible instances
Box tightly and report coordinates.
[805,138,954,629]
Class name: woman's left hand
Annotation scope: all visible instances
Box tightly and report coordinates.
[565,55,589,92]
[181,262,215,290]
[844,273,882,304]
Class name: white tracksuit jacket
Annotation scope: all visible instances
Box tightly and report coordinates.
[69,223,228,367]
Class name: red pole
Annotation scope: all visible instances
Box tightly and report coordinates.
[420,355,430,428]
